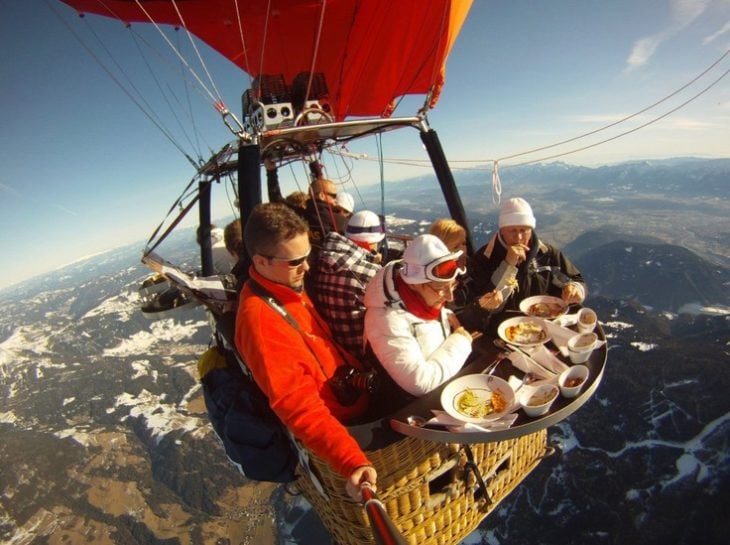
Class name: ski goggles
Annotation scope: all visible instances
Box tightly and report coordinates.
[426,255,466,281]
[404,252,466,282]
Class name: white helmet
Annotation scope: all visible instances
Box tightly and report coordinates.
[346,210,385,244]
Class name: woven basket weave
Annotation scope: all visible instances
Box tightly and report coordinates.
[295,429,548,545]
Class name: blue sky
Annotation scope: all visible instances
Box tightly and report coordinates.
[1,0,728,290]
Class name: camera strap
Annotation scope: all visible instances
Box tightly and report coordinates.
[247,277,332,380]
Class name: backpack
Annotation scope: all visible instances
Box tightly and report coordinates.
[200,346,298,483]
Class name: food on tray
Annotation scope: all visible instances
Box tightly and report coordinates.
[505,321,547,345]
[527,388,558,407]
[564,377,585,388]
[526,301,566,318]
[455,388,507,418]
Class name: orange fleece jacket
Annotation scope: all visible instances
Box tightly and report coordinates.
[235,267,371,478]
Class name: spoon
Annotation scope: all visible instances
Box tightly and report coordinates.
[514,372,538,393]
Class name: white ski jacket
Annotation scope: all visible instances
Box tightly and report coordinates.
[363,261,472,397]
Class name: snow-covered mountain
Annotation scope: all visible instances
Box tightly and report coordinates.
[2,158,729,544]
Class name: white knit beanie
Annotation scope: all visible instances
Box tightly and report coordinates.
[346,210,384,244]
[499,197,536,229]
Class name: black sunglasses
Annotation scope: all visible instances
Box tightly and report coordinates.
[264,248,311,268]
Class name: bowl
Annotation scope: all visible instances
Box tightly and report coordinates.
[519,383,559,417]
[576,307,598,333]
[519,295,569,319]
[440,374,516,424]
[567,332,598,363]
[558,365,589,398]
[497,316,551,348]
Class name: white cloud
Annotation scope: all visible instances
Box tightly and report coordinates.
[670,0,710,22]
[703,20,730,43]
[626,37,663,71]
[0,182,21,198]
[625,0,710,71]
[52,203,79,217]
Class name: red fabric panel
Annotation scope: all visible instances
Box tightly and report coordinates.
[60,0,472,119]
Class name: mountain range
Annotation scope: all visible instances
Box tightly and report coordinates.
[1,158,728,545]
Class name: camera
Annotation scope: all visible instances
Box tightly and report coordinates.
[328,365,378,406]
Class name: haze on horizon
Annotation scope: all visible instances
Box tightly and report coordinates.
[1,0,728,290]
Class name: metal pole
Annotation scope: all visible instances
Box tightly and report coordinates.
[198,180,213,276]
[419,128,474,255]
[238,141,262,224]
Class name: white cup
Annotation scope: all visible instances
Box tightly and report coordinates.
[576,308,597,333]
[559,365,589,398]
[567,332,597,364]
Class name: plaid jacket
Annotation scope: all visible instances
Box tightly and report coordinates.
[310,232,382,357]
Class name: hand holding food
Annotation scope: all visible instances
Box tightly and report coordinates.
[447,312,462,331]
[505,243,529,266]
[478,289,503,311]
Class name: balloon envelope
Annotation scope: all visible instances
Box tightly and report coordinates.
[60,0,473,120]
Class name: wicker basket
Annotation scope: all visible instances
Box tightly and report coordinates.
[295,429,549,545]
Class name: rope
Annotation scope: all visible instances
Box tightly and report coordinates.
[49,0,199,168]
[257,0,273,88]
[508,67,729,167]
[174,28,204,159]
[168,0,224,102]
[129,28,202,163]
[304,0,328,104]
[130,0,220,106]
[491,161,502,206]
[496,48,730,163]
[232,0,254,89]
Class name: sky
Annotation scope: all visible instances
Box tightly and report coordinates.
[1,0,729,290]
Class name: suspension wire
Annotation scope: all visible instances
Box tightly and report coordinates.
[143,175,199,251]
[287,161,306,194]
[129,24,216,154]
[328,49,729,176]
[81,17,171,129]
[129,27,202,163]
[329,147,367,207]
[174,28,204,158]
[122,21,223,129]
[304,0,328,103]
[48,1,199,168]
[168,0,224,101]
[508,67,730,167]
[496,48,730,163]
[257,0,273,89]
[130,0,220,106]
[224,172,239,219]
[377,134,386,220]
[232,0,254,88]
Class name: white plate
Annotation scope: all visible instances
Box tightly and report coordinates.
[519,295,568,319]
[498,316,551,348]
[440,374,516,424]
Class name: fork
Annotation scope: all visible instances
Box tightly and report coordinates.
[481,352,509,375]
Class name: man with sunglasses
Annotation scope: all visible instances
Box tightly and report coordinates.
[264,157,348,245]
[235,203,377,501]
[363,234,475,406]
[302,177,349,246]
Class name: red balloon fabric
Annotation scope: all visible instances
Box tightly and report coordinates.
[60,0,472,120]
